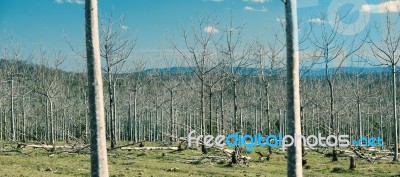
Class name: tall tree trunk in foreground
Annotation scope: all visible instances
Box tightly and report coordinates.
[85,0,109,176]
[284,0,302,176]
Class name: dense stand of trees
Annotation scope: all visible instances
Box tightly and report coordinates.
[0,59,398,150]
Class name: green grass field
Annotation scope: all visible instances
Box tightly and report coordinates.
[0,142,399,177]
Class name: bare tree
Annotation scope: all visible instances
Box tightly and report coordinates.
[171,16,224,153]
[219,17,251,135]
[100,13,136,149]
[126,59,152,142]
[308,11,366,161]
[367,11,400,161]
[85,0,109,176]
[253,33,285,135]
[158,55,181,141]
[32,47,66,148]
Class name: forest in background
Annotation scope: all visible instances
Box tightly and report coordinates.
[0,58,397,148]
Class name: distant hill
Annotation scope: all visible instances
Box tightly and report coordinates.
[0,59,394,78]
[143,66,394,78]
[303,66,393,77]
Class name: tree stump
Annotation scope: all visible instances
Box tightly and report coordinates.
[16,143,26,149]
[349,156,356,170]
[332,149,338,161]
[302,159,307,166]
[178,141,187,151]
[201,144,207,154]
[231,150,238,164]
[231,145,242,164]
[268,146,272,155]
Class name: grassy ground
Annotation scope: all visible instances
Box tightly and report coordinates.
[0,141,399,177]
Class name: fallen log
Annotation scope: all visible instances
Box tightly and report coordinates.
[166,135,252,164]
[350,146,374,163]
[114,141,145,149]
[255,151,270,161]
[120,147,178,150]
[182,155,230,164]
[2,144,90,154]
[26,144,72,149]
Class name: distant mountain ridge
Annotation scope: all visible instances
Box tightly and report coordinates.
[143,66,394,77]
[0,59,394,78]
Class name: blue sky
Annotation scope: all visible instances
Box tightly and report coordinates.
[0,0,397,70]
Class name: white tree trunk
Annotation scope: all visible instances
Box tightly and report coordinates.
[284,0,302,176]
[85,0,109,176]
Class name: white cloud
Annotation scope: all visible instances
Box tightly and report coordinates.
[244,6,267,12]
[55,0,84,5]
[307,18,327,24]
[76,0,85,5]
[243,0,268,3]
[204,26,219,33]
[71,0,84,5]
[361,0,400,13]
[276,17,285,24]
[121,25,128,30]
